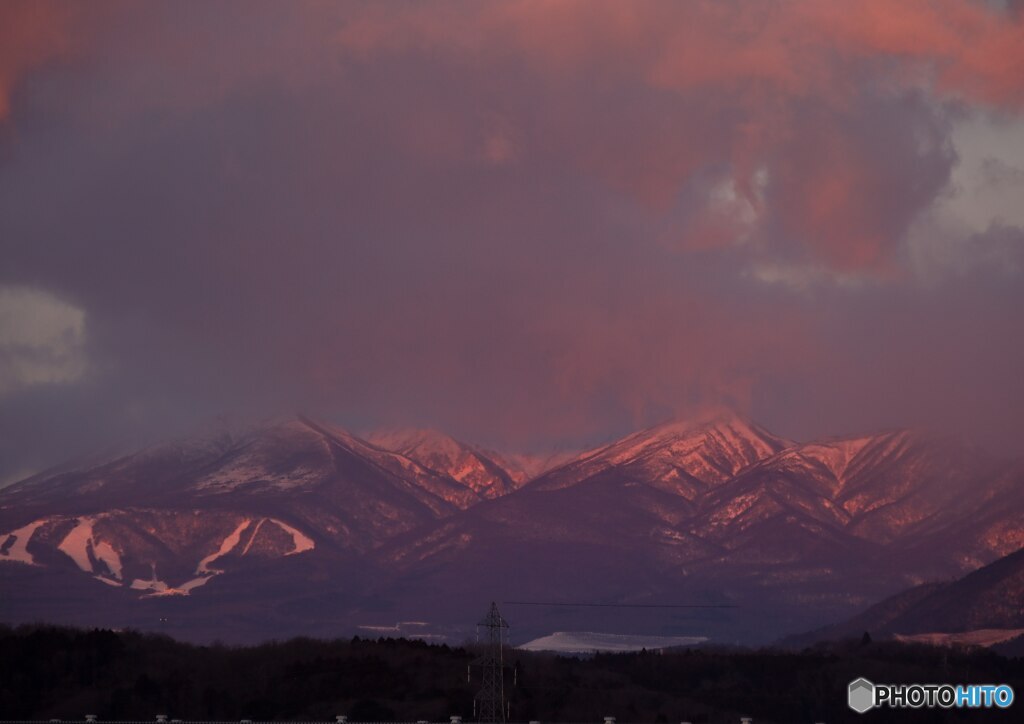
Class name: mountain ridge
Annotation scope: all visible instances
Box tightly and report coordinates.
[1,413,1021,644]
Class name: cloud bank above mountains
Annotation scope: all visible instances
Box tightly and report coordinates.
[1,0,1023,482]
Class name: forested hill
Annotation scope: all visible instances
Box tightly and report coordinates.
[1,625,1022,724]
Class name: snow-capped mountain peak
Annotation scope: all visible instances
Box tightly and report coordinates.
[529,411,791,495]
[3,415,1021,646]
[365,427,521,498]
[597,412,787,466]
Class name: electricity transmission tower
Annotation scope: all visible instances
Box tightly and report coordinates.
[472,602,509,723]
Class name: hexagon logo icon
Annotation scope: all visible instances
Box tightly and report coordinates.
[848,678,875,713]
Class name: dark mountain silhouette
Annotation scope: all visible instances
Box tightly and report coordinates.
[782,546,1024,648]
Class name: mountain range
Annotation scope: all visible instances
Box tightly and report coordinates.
[1,413,1021,644]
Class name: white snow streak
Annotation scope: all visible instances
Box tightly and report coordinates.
[0,519,46,565]
[57,517,97,573]
[92,539,122,579]
[140,576,215,597]
[56,516,124,580]
[273,519,315,555]
[241,518,266,555]
[196,519,251,574]
[2,511,313,598]
[520,631,708,653]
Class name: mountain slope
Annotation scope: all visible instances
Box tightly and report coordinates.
[3,417,477,505]
[372,421,1023,643]
[884,546,1024,634]
[781,546,1024,647]
[702,431,1024,576]
[529,413,792,498]
[0,417,494,604]
[1,414,1021,645]
[0,508,313,594]
[365,428,523,498]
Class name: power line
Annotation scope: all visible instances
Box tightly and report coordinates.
[502,601,737,609]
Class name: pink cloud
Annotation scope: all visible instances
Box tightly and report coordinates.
[0,0,1022,471]
[334,0,1023,270]
[0,1,76,120]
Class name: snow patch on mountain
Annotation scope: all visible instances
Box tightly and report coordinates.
[135,516,316,596]
[495,449,580,481]
[197,519,252,574]
[241,519,266,555]
[56,516,125,581]
[92,538,123,580]
[792,438,874,483]
[275,519,315,555]
[602,415,783,469]
[366,427,519,498]
[130,565,214,597]
[58,517,98,573]
[189,423,330,493]
[194,459,324,492]
[532,412,791,495]
[0,507,318,597]
[0,519,46,565]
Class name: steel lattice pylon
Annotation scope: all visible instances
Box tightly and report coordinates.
[472,602,509,723]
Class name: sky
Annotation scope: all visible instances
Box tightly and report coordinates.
[1,0,1023,484]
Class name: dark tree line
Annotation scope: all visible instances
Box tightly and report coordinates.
[0,624,1022,724]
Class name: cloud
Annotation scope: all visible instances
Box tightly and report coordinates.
[333,0,1022,273]
[0,0,1022,480]
[0,285,88,396]
[964,221,1024,275]
[979,157,1024,188]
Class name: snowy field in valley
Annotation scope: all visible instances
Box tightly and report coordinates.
[519,631,708,653]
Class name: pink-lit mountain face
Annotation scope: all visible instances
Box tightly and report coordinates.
[365,428,528,498]
[0,414,1021,644]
